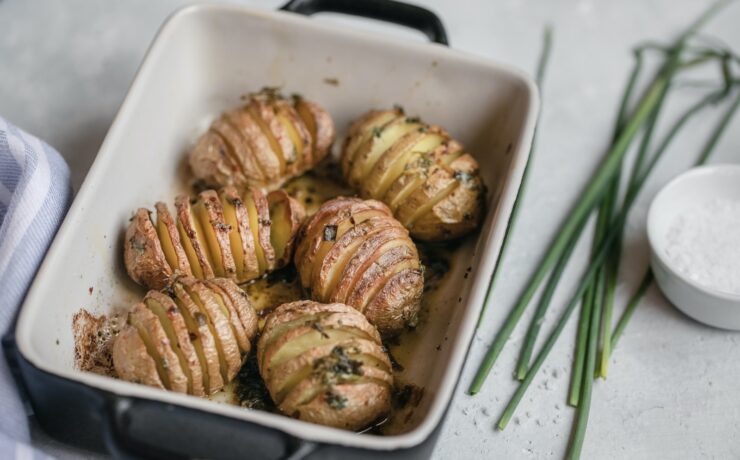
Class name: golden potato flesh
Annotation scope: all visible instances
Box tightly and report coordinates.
[189,88,336,191]
[294,197,423,336]
[341,108,485,241]
[123,188,305,290]
[257,301,392,431]
[112,277,258,396]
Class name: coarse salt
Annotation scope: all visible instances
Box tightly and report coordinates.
[664,197,740,296]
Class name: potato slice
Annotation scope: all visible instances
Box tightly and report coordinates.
[175,196,214,280]
[178,278,242,383]
[294,97,335,166]
[243,188,275,273]
[364,265,424,335]
[220,187,260,281]
[195,190,237,279]
[128,303,188,393]
[202,280,250,354]
[207,278,259,345]
[261,314,378,374]
[112,324,164,389]
[215,113,266,184]
[248,97,296,177]
[329,230,410,305]
[408,154,484,241]
[257,301,392,431]
[124,209,172,290]
[340,109,401,176]
[267,189,306,269]
[188,129,248,189]
[346,247,420,312]
[268,339,390,404]
[296,199,390,286]
[364,132,444,200]
[275,99,312,173]
[235,106,282,184]
[172,282,223,394]
[312,217,400,299]
[144,291,205,396]
[347,117,422,187]
[154,202,192,277]
[345,246,423,335]
[285,379,391,431]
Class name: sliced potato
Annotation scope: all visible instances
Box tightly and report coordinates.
[340,108,485,241]
[267,189,306,269]
[220,187,260,280]
[124,209,172,290]
[154,202,192,277]
[128,302,188,393]
[347,117,423,187]
[178,278,242,383]
[208,278,259,345]
[171,282,223,394]
[144,291,205,396]
[124,188,304,289]
[190,89,335,191]
[257,301,392,431]
[112,324,164,389]
[112,277,258,396]
[294,197,423,336]
[188,129,248,190]
[195,190,237,279]
[295,97,335,166]
[174,195,215,280]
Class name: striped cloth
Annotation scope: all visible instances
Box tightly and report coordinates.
[0,116,72,459]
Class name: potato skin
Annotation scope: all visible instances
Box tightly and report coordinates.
[123,188,305,289]
[124,209,173,291]
[340,108,485,241]
[294,197,423,336]
[258,301,392,431]
[112,277,258,396]
[189,89,335,191]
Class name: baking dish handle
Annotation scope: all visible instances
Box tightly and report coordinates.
[280,0,449,45]
[101,397,317,460]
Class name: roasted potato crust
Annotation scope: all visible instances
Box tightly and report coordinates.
[112,277,258,396]
[257,301,392,431]
[340,108,485,241]
[189,89,336,191]
[294,197,423,336]
[123,188,305,289]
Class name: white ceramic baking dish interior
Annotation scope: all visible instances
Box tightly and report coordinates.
[15,3,538,451]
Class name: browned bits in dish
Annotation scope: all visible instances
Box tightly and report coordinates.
[124,188,306,290]
[189,88,336,191]
[294,197,424,336]
[112,277,258,396]
[257,301,393,431]
[340,107,485,241]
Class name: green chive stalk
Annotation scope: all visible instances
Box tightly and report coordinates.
[514,216,588,380]
[468,73,668,395]
[476,26,553,328]
[498,29,735,431]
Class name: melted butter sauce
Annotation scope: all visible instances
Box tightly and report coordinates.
[209,163,462,436]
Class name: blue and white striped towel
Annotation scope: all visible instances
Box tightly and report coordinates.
[0,116,72,458]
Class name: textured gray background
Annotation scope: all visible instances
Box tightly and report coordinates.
[1,0,739,458]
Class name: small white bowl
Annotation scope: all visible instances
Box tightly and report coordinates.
[647,164,740,330]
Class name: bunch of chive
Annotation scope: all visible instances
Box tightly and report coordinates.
[469,1,740,458]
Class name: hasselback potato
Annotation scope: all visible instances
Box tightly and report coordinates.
[341,107,484,241]
[257,301,393,430]
[112,277,258,396]
[124,187,305,290]
[294,197,423,336]
[189,88,335,191]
